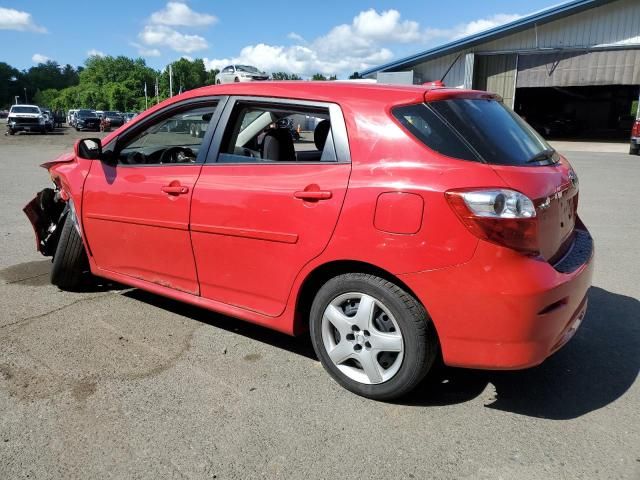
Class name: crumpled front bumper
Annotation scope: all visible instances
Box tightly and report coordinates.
[23,188,66,256]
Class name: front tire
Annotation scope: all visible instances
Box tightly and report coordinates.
[51,213,89,291]
[310,273,438,401]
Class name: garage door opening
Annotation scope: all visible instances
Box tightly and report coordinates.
[514,85,639,140]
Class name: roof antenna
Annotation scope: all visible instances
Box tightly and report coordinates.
[432,53,463,87]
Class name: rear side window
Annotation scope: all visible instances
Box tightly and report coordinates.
[393,99,555,166]
[393,104,477,161]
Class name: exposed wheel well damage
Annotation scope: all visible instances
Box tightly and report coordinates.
[293,260,428,336]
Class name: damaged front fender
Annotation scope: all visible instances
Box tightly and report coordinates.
[23,188,68,256]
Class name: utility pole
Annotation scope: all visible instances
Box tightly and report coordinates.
[169,64,173,98]
[155,76,159,105]
[14,96,19,105]
[24,88,27,103]
[144,82,148,110]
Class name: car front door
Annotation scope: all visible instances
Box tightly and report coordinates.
[82,98,224,294]
[190,97,352,316]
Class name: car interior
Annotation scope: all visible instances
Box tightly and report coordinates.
[218,104,336,163]
[116,107,216,165]
[113,102,337,166]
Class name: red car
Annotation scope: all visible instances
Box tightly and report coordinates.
[631,118,639,155]
[24,82,594,400]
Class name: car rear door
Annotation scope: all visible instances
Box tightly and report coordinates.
[82,97,225,294]
[190,97,352,316]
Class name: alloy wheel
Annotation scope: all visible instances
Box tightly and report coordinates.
[321,292,404,384]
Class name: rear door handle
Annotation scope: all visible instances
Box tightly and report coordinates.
[294,190,332,201]
[161,185,189,195]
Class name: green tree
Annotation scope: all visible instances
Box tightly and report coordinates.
[271,72,302,80]
[312,73,327,81]
[348,72,361,79]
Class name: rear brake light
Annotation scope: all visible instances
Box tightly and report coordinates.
[632,121,640,137]
[445,188,539,255]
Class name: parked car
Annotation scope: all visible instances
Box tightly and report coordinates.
[23,82,593,400]
[103,111,124,127]
[41,108,55,132]
[123,112,138,123]
[0,110,9,119]
[630,118,640,155]
[67,109,78,127]
[53,110,66,128]
[216,65,269,84]
[6,104,47,134]
[74,109,100,131]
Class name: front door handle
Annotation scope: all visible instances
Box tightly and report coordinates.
[161,185,189,195]
[294,190,332,201]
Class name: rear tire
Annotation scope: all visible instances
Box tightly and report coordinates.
[310,273,438,401]
[630,144,639,155]
[7,129,14,135]
[51,213,89,291]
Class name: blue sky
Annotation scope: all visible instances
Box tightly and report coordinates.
[1,0,558,77]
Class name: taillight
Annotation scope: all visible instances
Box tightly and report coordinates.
[445,188,539,255]
[632,121,640,138]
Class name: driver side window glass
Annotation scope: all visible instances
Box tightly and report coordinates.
[117,103,218,165]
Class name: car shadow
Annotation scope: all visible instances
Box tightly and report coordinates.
[401,286,639,419]
[123,289,317,360]
[9,263,634,419]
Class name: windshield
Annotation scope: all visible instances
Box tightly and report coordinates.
[11,106,39,114]
[394,99,556,166]
[78,110,97,118]
[236,65,260,73]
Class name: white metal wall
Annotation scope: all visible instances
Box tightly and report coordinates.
[410,0,640,88]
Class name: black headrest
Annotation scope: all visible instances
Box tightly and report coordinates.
[314,120,331,151]
[261,128,296,161]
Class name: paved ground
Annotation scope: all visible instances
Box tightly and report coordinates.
[549,140,630,154]
[0,125,638,480]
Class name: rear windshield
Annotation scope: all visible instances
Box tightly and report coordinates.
[393,99,557,166]
[11,106,39,114]
[78,110,97,118]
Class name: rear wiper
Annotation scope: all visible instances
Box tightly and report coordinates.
[526,149,556,163]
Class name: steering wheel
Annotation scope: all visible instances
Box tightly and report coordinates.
[159,146,196,164]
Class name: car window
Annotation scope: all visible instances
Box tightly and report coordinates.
[116,103,218,166]
[217,101,337,163]
[394,99,556,166]
[11,106,40,114]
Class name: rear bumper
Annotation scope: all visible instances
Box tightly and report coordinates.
[631,137,639,146]
[399,226,594,370]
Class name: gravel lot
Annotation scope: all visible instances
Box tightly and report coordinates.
[0,124,638,479]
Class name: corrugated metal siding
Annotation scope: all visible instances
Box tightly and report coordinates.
[474,55,518,106]
[517,49,640,86]
[402,0,639,85]
[479,0,639,51]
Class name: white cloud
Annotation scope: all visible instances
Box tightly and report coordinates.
[287,32,305,43]
[87,49,105,57]
[204,9,420,77]
[131,42,162,57]
[139,25,208,53]
[425,13,521,42]
[32,53,51,63]
[0,7,46,33]
[149,2,217,27]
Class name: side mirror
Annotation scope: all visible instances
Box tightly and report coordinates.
[76,138,102,160]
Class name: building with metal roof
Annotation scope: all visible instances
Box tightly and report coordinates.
[363,0,640,140]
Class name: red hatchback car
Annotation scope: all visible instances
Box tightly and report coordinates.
[24,82,594,400]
